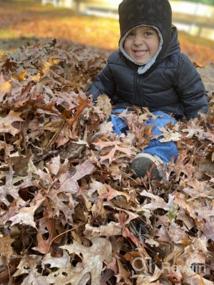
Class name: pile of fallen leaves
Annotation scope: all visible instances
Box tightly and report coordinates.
[0,39,213,285]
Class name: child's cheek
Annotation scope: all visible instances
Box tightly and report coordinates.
[124,40,130,53]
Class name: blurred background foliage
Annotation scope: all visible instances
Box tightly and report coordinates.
[0,0,214,66]
[184,0,214,4]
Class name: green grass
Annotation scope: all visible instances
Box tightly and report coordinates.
[0,29,18,39]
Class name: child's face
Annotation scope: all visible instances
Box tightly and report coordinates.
[124,26,160,64]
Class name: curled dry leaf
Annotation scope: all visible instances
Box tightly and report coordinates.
[21,269,49,285]
[0,73,11,96]
[14,255,42,277]
[47,155,61,176]
[58,238,112,285]
[58,160,95,194]
[95,94,112,118]
[9,193,45,228]
[93,139,135,164]
[0,236,14,261]
[42,251,70,269]
[138,190,170,211]
[0,110,23,136]
[84,222,122,238]
[159,125,182,142]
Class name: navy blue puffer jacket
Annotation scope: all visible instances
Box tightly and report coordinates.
[88,28,208,120]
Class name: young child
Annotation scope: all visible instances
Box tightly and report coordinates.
[87,0,208,179]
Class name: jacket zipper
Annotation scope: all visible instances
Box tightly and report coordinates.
[135,73,145,106]
[134,73,137,103]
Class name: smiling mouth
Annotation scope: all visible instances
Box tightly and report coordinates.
[133,50,148,59]
[133,50,148,57]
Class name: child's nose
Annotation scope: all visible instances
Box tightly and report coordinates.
[133,34,144,45]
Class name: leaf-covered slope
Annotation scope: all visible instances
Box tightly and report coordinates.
[0,40,213,285]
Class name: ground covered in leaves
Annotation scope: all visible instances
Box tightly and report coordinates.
[0,39,214,285]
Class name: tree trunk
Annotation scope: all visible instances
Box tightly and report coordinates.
[74,0,81,14]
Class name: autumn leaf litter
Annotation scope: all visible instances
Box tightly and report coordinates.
[0,40,213,285]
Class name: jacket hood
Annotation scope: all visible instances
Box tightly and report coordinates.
[164,26,180,58]
[119,0,172,59]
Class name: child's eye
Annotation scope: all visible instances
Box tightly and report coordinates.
[144,31,154,37]
[128,31,136,37]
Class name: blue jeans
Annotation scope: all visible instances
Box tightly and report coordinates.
[111,109,178,164]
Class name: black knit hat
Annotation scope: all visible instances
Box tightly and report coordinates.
[119,0,172,57]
